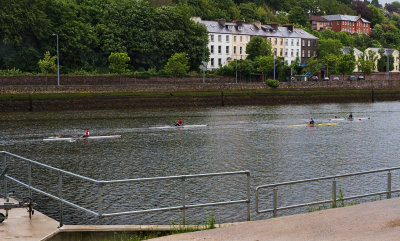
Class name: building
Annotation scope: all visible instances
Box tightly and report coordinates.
[309,15,332,31]
[310,14,370,34]
[192,17,319,70]
[342,46,363,72]
[365,48,400,72]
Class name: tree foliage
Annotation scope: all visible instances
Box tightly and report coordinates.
[246,36,272,61]
[38,51,57,74]
[108,52,131,73]
[162,52,190,77]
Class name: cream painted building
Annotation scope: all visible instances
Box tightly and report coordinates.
[365,48,400,72]
[342,46,363,72]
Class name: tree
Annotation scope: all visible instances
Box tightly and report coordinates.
[350,0,372,21]
[337,54,356,78]
[377,52,394,72]
[371,0,381,8]
[318,39,343,59]
[162,52,189,77]
[321,54,339,76]
[357,55,374,75]
[38,51,57,74]
[288,6,309,26]
[368,5,385,27]
[304,57,322,76]
[108,52,130,74]
[246,36,272,60]
[255,56,274,80]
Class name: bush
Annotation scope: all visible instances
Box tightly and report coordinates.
[135,71,151,79]
[0,68,27,76]
[266,79,280,88]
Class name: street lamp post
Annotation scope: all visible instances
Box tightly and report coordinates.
[52,33,60,86]
[235,58,238,83]
[273,54,276,80]
[386,51,389,81]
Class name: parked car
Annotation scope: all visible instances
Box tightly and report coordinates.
[323,77,329,81]
[357,76,365,80]
[332,77,339,81]
[348,75,356,81]
[311,76,319,81]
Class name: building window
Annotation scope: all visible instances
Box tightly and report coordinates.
[218,46,221,54]
[234,36,237,42]
[291,39,294,46]
[240,47,242,54]
[297,39,299,46]
[285,49,288,57]
[274,38,277,44]
[228,25,234,30]
[211,58,214,66]
[226,46,229,54]
[234,46,236,54]
[302,50,305,57]
[240,36,243,42]
[308,50,311,57]
[218,35,221,42]
[274,48,277,56]
[226,35,229,42]
[280,39,283,45]
[285,39,288,46]
[291,49,294,57]
[218,58,222,66]
[246,36,249,42]
[238,26,243,30]
[302,40,305,46]
[210,35,214,42]
[280,48,283,56]
[313,51,316,57]
[211,45,214,54]
[313,40,317,46]
[296,49,299,57]
[308,40,310,47]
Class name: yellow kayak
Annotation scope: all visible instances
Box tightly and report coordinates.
[289,122,338,127]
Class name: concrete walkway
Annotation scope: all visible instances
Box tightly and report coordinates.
[151,197,400,241]
[0,198,59,241]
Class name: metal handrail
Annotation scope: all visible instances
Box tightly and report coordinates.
[256,167,400,217]
[1,151,250,226]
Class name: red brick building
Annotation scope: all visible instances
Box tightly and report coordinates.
[312,14,370,34]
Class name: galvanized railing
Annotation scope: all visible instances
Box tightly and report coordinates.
[1,151,250,226]
[256,167,400,217]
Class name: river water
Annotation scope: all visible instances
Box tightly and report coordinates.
[1,101,400,225]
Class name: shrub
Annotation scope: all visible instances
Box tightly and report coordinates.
[0,68,26,76]
[135,71,151,79]
[266,79,280,88]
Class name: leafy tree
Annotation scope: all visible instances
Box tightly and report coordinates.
[318,39,343,59]
[288,6,309,26]
[357,55,374,75]
[108,52,130,73]
[239,2,260,22]
[350,0,372,21]
[368,5,385,27]
[371,0,381,8]
[162,52,189,77]
[246,36,272,60]
[304,57,322,76]
[255,56,274,80]
[38,51,57,74]
[321,54,339,76]
[337,54,356,78]
[377,52,394,72]
[236,59,255,80]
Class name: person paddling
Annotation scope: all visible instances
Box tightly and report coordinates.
[175,119,183,126]
[309,118,315,125]
[348,112,353,119]
[82,129,90,137]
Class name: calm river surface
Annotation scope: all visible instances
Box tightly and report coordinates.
[1,101,400,225]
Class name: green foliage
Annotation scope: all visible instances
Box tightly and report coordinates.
[357,56,374,75]
[162,52,190,77]
[38,51,57,75]
[266,79,280,88]
[255,56,274,75]
[288,6,309,27]
[337,54,356,76]
[318,39,343,60]
[108,52,131,74]
[246,36,272,60]
[135,71,151,78]
[0,68,26,76]
[304,57,322,76]
[377,53,394,72]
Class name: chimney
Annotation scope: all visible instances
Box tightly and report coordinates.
[283,24,294,32]
[251,21,261,29]
[267,22,279,31]
[358,14,361,18]
[344,13,347,15]
[234,19,245,26]
[215,18,226,26]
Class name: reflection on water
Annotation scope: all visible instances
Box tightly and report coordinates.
[1,102,400,224]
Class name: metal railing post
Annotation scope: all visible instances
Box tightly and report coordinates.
[273,187,278,217]
[58,172,63,227]
[246,171,250,221]
[3,152,7,198]
[98,182,104,223]
[182,176,186,225]
[387,171,392,199]
[28,163,32,200]
[332,180,337,208]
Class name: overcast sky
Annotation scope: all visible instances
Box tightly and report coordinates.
[380,0,397,5]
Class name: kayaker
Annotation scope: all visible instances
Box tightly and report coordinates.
[175,119,183,126]
[82,129,90,137]
[348,113,353,119]
[309,118,315,124]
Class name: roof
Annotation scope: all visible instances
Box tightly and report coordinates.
[309,15,329,22]
[367,48,399,55]
[342,46,362,55]
[322,15,370,23]
[195,19,318,39]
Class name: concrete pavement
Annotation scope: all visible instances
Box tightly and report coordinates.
[151,197,400,241]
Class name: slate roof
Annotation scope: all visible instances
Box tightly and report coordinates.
[368,48,398,55]
[322,15,370,23]
[342,46,362,55]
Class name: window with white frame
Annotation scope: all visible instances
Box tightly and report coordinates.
[210,35,214,42]
[274,48,277,56]
[234,46,236,54]
[285,39,288,46]
[211,45,214,53]
[302,50,305,57]
[297,39,299,46]
[280,38,283,45]
[296,49,299,57]
[280,48,283,56]
[274,38,277,44]
[291,39,293,46]
[285,49,288,57]
[226,46,229,54]
[211,58,214,66]
[291,49,293,57]
[314,51,316,57]
[238,26,243,30]
[240,36,243,42]
[234,36,237,42]
[218,46,221,54]
[228,25,234,30]
[218,35,222,42]
[240,46,242,54]
[302,40,305,46]
[308,50,311,57]
[308,40,310,47]
[218,58,222,66]
[226,35,229,42]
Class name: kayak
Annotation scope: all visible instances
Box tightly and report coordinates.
[149,124,207,129]
[43,135,121,141]
[289,123,338,127]
[329,117,370,121]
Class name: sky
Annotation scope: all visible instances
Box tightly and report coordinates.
[380,0,397,5]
